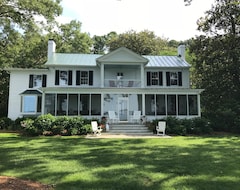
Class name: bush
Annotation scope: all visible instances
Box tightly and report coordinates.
[0,117,13,130]
[34,114,55,133]
[21,118,40,136]
[81,124,92,135]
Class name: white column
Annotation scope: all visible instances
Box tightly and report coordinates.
[101,64,104,88]
[141,65,144,88]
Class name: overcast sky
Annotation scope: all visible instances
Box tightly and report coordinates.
[56,0,215,41]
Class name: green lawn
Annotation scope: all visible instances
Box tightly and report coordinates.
[0,133,240,190]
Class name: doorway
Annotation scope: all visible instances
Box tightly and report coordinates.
[118,97,128,122]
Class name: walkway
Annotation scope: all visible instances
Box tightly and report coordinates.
[85,133,172,139]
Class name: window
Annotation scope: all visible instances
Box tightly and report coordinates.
[29,74,47,88]
[21,95,42,113]
[178,95,187,115]
[44,94,55,115]
[76,71,93,86]
[167,95,176,115]
[145,94,155,115]
[189,95,198,115]
[147,71,163,86]
[55,70,72,86]
[156,95,166,115]
[166,72,182,86]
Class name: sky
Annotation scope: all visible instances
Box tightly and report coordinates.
[57,0,215,41]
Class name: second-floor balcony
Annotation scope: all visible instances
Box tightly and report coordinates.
[104,79,141,88]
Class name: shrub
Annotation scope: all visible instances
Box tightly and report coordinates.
[35,114,55,133]
[0,117,13,130]
[21,118,40,136]
[81,124,92,135]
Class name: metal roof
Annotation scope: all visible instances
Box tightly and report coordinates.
[45,53,101,66]
[144,55,190,68]
[45,53,190,68]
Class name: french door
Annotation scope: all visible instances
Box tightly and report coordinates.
[118,97,128,122]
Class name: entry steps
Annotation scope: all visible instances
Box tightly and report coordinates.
[107,123,153,135]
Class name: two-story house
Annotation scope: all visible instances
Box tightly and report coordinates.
[7,40,203,122]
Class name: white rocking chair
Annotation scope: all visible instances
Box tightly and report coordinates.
[131,111,141,123]
[156,121,166,136]
[108,111,118,123]
[91,121,102,135]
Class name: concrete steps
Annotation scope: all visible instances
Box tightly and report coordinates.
[106,123,153,135]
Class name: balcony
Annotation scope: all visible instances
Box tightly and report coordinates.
[104,79,141,88]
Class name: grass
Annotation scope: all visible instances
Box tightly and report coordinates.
[0,133,240,190]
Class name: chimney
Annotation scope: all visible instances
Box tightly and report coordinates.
[178,44,185,60]
[48,39,56,59]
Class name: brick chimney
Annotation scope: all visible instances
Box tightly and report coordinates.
[178,44,185,60]
[48,39,56,59]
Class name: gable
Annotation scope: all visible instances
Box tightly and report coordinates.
[96,47,149,64]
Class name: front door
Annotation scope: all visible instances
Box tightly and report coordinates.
[118,97,128,122]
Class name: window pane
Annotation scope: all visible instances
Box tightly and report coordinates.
[156,95,166,115]
[145,94,155,115]
[37,96,42,112]
[189,95,198,115]
[60,71,68,85]
[170,72,178,85]
[167,95,176,115]
[33,75,42,88]
[23,96,36,113]
[103,94,117,115]
[81,71,88,85]
[45,94,55,115]
[80,94,90,115]
[68,94,78,115]
[91,94,101,115]
[151,72,158,85]
[57,94,67,116]
[178,95,187,115]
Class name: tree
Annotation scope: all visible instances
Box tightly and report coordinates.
[189,0,240,132]
[49,20,93,54]
[0,0,62,117]
[0,0,62,30]
[108,30,168,55]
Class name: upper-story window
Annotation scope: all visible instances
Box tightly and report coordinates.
[76,70,93,86]
[147,71,163,86]
[55,70,72,86]
[166,72,182,86]
[29,74,47,88]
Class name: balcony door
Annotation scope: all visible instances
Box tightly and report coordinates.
[118,97,128,122]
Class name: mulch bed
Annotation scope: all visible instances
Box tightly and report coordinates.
[0,176,54,190]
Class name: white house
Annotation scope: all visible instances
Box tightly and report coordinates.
[7,40,203,122]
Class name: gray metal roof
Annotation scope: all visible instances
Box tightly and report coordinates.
[45,53,190,68]
[144,55,190,67]
[45,53,101,66]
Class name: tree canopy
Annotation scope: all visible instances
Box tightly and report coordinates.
[189,0,240,132]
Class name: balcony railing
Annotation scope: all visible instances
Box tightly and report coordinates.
[104,79,141,88]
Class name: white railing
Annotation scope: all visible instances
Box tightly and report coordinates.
[104,79,141,88]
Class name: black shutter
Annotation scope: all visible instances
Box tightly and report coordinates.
[89,71,93,86]
[29,75,33,88]
[42,75,47,87]
[76,71,80,85]
[178,72,182,86]
[147,72,151,86]
[68,70,72,85]
[166,72,170,86]
[55,70,59,85]
[158,72,163,86]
